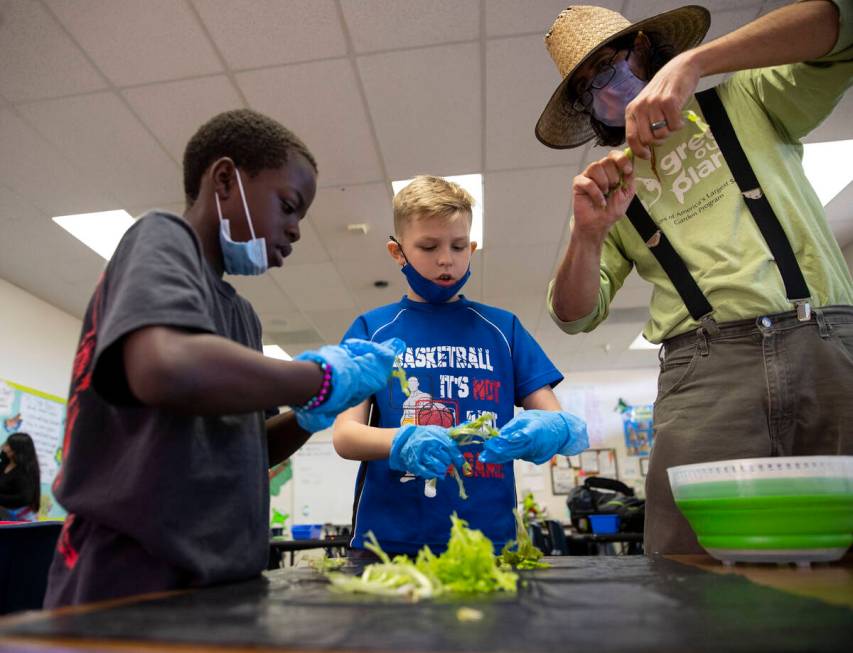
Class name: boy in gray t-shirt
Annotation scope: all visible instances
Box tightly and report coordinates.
[44,109,402,608]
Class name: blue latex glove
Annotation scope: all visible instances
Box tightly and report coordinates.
[389,424,466,479]
[294,337,405,433]
[478,410,588,465]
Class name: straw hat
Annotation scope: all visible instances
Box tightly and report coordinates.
[536,4,711,149]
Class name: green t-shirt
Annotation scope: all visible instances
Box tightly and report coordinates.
[549,0,853,342]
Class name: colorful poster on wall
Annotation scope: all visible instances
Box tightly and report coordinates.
[617,399,654,457]
[1,379,67,519]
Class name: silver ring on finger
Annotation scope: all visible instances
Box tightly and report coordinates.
[650,119,668,131]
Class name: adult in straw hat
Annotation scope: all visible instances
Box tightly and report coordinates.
[539,2,853,555]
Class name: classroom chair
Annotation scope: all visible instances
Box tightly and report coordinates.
[0,521,62,614]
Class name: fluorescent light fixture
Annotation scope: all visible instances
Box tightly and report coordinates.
[391,174,484,248]
[52,210,135,260]
[802,139,853,206]
[263,345,292,361]
[629,332,660,350]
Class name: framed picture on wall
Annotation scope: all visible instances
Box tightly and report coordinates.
[577,448,619,480]
[551,465,575,495]
[580,450,599,474]
[568,455,582,469]
[598,448,618,478]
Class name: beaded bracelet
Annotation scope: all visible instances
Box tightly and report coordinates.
[301,360,332,410]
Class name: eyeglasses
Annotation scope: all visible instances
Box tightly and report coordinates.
[571,48,631,114]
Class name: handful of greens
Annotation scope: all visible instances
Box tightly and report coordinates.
[390,362,409,396]
[324,514,518,601]
[497,509,549,570]
[607,109,710,198]
[426,413,500,500]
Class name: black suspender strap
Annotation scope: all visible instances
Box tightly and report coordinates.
[696,87,812,320]
[625,197,713,321]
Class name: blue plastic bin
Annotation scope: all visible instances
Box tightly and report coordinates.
[588,513,620,534]
[291,524,323,540]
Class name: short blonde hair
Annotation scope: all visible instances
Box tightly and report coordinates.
[393,175,474,236]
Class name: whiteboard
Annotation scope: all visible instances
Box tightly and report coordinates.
[291,440,361,526]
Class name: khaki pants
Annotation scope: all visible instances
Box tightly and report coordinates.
[644,305,853,555]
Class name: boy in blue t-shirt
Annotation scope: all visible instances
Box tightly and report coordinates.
[333,175,588,557]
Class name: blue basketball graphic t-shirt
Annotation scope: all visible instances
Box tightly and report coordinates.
[342,295,563,555]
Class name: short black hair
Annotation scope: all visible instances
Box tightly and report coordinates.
[182,108,318,206]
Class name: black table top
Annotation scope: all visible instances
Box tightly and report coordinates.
[269,535,350,551]
[1,555,851,652]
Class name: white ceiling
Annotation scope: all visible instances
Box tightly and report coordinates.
[1,0,851,374]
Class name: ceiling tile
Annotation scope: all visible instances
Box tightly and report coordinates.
[47,0,222,86]
[623,0,762,21]
[358,43,481,179]
[0,213,105,319]
[759,1,791,14]
[226,276,319,346]
[485,293,546,332]
[0,184,44,225]
[610,284,654,310]
[533,309,575,351]
[21,93,184,207]
[227,274,299,321]
[309,183,394,262]
[0,109,115,216]
[341,0,479,53]
[128,203,187,221]
[270,261,355,312]
[486,0,623,37]
[275,341,326,358]
[702,8,763,43]
[305,307,361,344]
[123,76,244,163]
[486,35,588,171]
[237,59,384,187]
[484,167,574,247]
[192,0,346,70]
[482,242,559,297]
[281,220,331,266]
[333,255,407,312]
[0,1,106,102]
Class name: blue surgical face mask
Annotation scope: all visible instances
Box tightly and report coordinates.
[591,59,647,127]
[215,169,268,276]
[390,236,471,304]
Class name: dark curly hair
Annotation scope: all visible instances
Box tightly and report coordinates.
[584,34,675,147]
[182,109,318,206]
[4,432,40,512]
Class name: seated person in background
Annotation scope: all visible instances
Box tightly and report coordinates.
[0,432,41,521]
[333,175,589,559]
[44,109,402,608]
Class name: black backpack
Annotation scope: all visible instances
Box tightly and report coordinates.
[566,476,645,533]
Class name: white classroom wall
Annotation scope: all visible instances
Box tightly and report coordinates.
[0,278,81,398]
[843,241,853,272]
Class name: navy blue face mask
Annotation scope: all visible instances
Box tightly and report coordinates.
[390,236,471,304]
